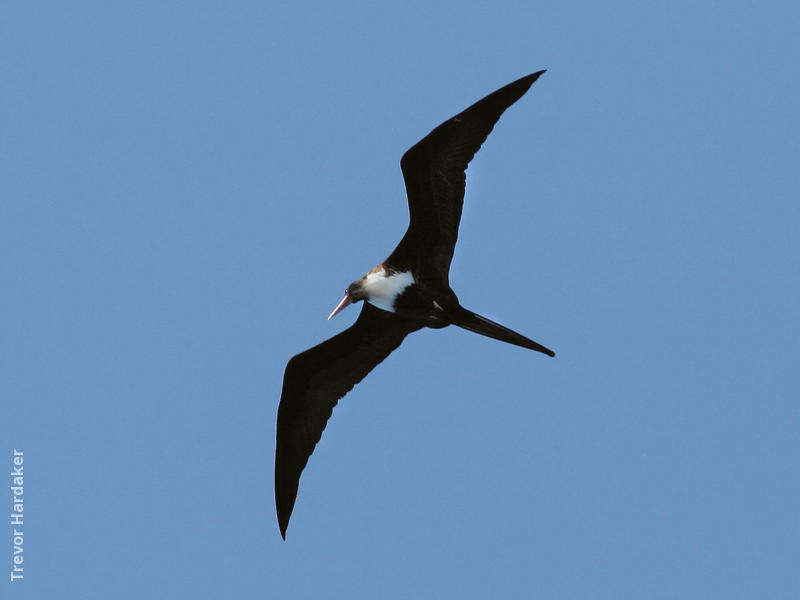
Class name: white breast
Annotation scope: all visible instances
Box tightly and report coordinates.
[362,269,415,313]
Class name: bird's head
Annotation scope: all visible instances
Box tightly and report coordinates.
[327,278,366,320]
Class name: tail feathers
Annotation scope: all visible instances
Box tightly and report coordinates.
[450,307,555,357]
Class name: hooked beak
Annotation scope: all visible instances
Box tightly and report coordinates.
[327,292,353,320]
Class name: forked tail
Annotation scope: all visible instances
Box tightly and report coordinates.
[449,307,555,357]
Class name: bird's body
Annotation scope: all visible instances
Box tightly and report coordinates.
[275,71,554,539]
[334,265,450,326]
[349,267,417,317]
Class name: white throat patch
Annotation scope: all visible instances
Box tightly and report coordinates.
[362,269,415,313]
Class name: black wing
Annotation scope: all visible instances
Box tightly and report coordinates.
[275,302,423,539]
[389,70,546,282]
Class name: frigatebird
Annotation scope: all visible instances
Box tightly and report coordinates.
[275,70,554,539]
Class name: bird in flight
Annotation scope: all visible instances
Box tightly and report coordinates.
[275,70,554,539]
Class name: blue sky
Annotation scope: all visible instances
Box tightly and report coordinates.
[3,1,799,598]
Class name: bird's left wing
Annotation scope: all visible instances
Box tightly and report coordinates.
[275,302,423,538]
[390,70,545,282]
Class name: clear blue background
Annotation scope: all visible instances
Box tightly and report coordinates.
[3,1,798,598]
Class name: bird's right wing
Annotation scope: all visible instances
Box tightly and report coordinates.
[275,302,423,539]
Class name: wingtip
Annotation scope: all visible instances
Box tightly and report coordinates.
[527,69,547,82]
[279,519,288,540]
[276,483,292,540]
[509,70,546,95]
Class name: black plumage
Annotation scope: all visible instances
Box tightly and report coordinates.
[276,71,553,539]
